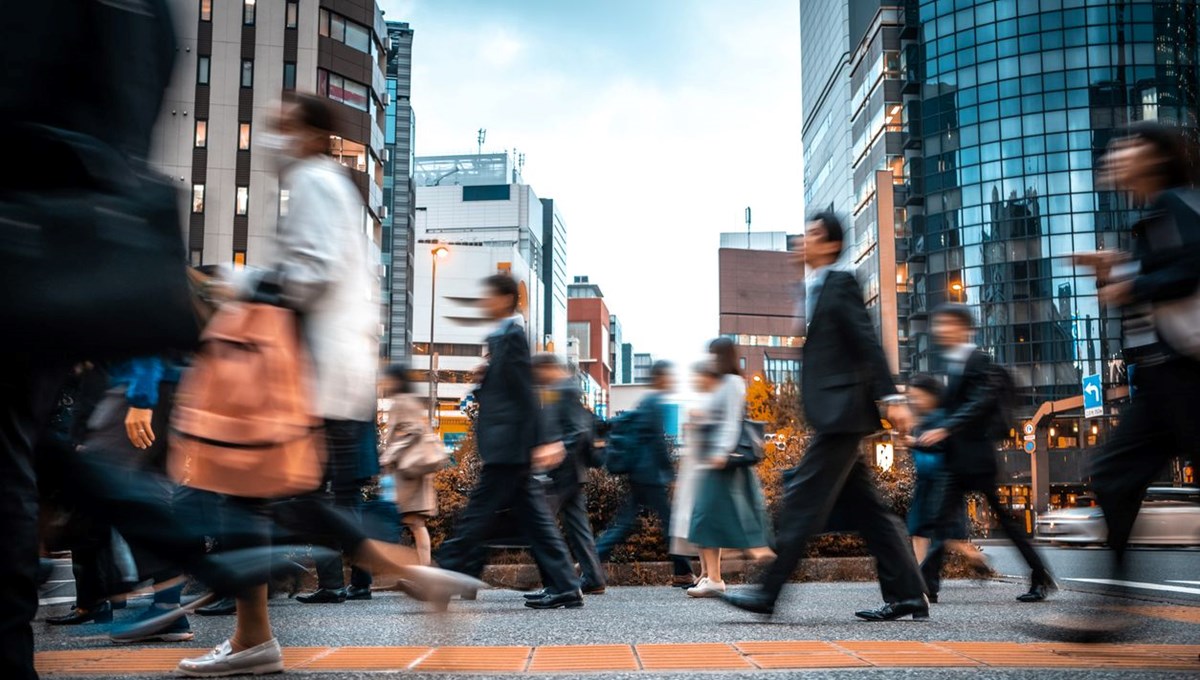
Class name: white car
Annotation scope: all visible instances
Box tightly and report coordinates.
[1034,487,1200,546]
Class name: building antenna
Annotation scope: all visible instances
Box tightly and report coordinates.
[477,128,486,155]
[745,206,752,249]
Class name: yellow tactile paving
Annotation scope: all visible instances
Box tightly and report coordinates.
[1124,605,1200,625]
[34,640,1200,674]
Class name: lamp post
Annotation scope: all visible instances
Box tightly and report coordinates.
[950,281,964,303]
[429,244,450,427]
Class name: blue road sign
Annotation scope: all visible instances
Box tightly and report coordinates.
[1083,373,1103,418]
[1024,440,1036,454]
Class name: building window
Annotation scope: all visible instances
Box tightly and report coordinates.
[242,0,255,26]
[238,122,251,151]
[197,56,210,85]
[199,0,211,22]
[192,184,205,213]
[190,249,203,266]
[330,135,368,172]
[233,251,247,268]
[235,186,249,216]
[318,69,369,111]
[282,62,296,91]
[285,1,298,29]
[278,189,290,217]
[463,185,511,201]
[194,119,207,148]
[317,8,371,55]
[241,60,253,88]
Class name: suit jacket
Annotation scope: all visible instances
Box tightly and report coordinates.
[800,270,897,434]
[629,391,675,487]
[475,319,544,467]
[542,377,592,487]
[939,348,1002,476]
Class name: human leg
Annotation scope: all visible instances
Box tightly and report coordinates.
[594,489,641,562]
[403,514,432,566]
[513,472,581,595]
[839,457,927,603]
[558,485,605,589]
[637,484,694,577]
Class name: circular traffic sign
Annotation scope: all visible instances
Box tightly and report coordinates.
[1024,440,1036,454]
[1023,422,1035,436]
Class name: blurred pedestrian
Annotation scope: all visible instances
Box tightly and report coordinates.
[595,361,696,587]
[903,373,989,603]
[1050,122,1200,640]
[722,212,928,621]
[435,275,584,610]
[380,364,439,566]
[917,304,1053,603]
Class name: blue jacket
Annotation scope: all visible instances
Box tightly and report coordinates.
[911,408,946,478]
[108,356,182,409]
[629,391,675,487]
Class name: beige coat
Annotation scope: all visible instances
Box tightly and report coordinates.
[383,393,438,516]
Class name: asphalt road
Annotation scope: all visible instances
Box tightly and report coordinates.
[982,541,1200,604]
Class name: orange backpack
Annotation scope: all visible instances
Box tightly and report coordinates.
[169,303,325,498]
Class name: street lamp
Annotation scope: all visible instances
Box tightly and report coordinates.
[950,281,964,302]
[429,244,450,427]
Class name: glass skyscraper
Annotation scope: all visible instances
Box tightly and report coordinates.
[906,0,1200,410]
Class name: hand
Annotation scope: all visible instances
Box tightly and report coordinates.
[886,403,913,434]
[1097,279,1134,306]
[709,456,727,470]
[532,441,566,471]
[917,428,949,447]
[1072,250,1128,283]
[124,408,155,450]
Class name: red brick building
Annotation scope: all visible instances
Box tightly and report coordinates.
[718,243,804,385]
[567,277,612,413]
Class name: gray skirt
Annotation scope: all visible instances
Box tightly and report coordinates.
[688,466,771,549]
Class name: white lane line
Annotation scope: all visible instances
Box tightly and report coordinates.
[1164,580,1200,586]
[1064,578,1200,595]
[38,596,77,606]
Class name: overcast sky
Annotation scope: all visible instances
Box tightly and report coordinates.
[380,0,802,362]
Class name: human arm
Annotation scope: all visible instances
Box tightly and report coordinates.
[936,355,1000,436]
[830,272,899,401]
[1127,191,1200,305]
[123,356,164,449]
[709,378,745,464]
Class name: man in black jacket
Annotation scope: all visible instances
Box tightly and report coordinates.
[435,275,583,609]
[723,213,928,621]
[916,304,1053,602]
[594,362,695,586]
[531,353,606,595]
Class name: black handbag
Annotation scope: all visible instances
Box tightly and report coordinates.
[726,419,766,468]
[0,125,200,358]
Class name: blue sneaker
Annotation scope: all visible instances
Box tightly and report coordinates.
[110,607,195,643]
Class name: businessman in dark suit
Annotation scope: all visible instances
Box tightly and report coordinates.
[531,353,606,595]
[435,274,583,609]
[918,305,1054,602]
[722,212,929,621]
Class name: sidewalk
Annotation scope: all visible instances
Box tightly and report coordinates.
[35,581,1200,677]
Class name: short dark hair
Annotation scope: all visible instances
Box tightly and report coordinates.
[708,337,742,377]
[531,353,565,369]
[908,373,942,397]
[1124,121,1196,189]
[483,274,520,314]
[808,211,846,247]
[285,93,335,135]
[650,360,673,379]
[385,362,411,393]
[932,302,975,328]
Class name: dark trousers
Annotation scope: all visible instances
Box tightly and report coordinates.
[596,483,693,576]
[437,464,579,595]
[311,419,374,591]
[1,367,64,680]
[548,480,605,589]
[922,471,1048,586]
[760,432,925,604]
[1091,357,1200,567]
[920,539,948,597]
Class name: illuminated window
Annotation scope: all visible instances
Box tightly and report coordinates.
[329,135,368,172]
[278,189,290,217]
[192,184,205,213]
[238,123,251,151]
[199,0,211,21]
[285,1,298,29]
[194,119,207,148]
[235,186,249,216]
[242,0,255,26]
[233,251,247,268]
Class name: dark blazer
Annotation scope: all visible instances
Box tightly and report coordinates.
[800,270,897,434]
[542,377,592,487]
[629,391,674,487]
[939,348,1002,476]
[475,319,544,467]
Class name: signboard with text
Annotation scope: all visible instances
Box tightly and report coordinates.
[1083,373,1104,419]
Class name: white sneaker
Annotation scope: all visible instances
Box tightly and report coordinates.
[177,638,284,677]
[686,578,726,598]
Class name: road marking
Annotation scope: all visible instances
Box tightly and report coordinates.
[1065,578,1200,595]
[1166,580,1200,586]
[37,596,76,607]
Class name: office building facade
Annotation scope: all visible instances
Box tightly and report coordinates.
[541,198,569,355]
[382,20,416,361]
[156,0,388,268]
[801,0,855,217]
[609,314,624,386]
[567,276,612,416]
[620,343,635,385]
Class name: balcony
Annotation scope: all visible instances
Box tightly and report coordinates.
[903,100,922,150]
[901,43,922,94]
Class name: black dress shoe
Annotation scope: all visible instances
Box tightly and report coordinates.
[523,589,548,601]
[524,590,584,610]
[195,596,237,616]
[296,588,346,604]
[1017,583,1055,602]
[720,590,776,617]
[343,585,372,601]
[582,584,607,595]
[927,593,939,604]
[854,597,930,621]
[47,603,113,626]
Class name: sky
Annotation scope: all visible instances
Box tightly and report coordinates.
[380,0,803,363]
